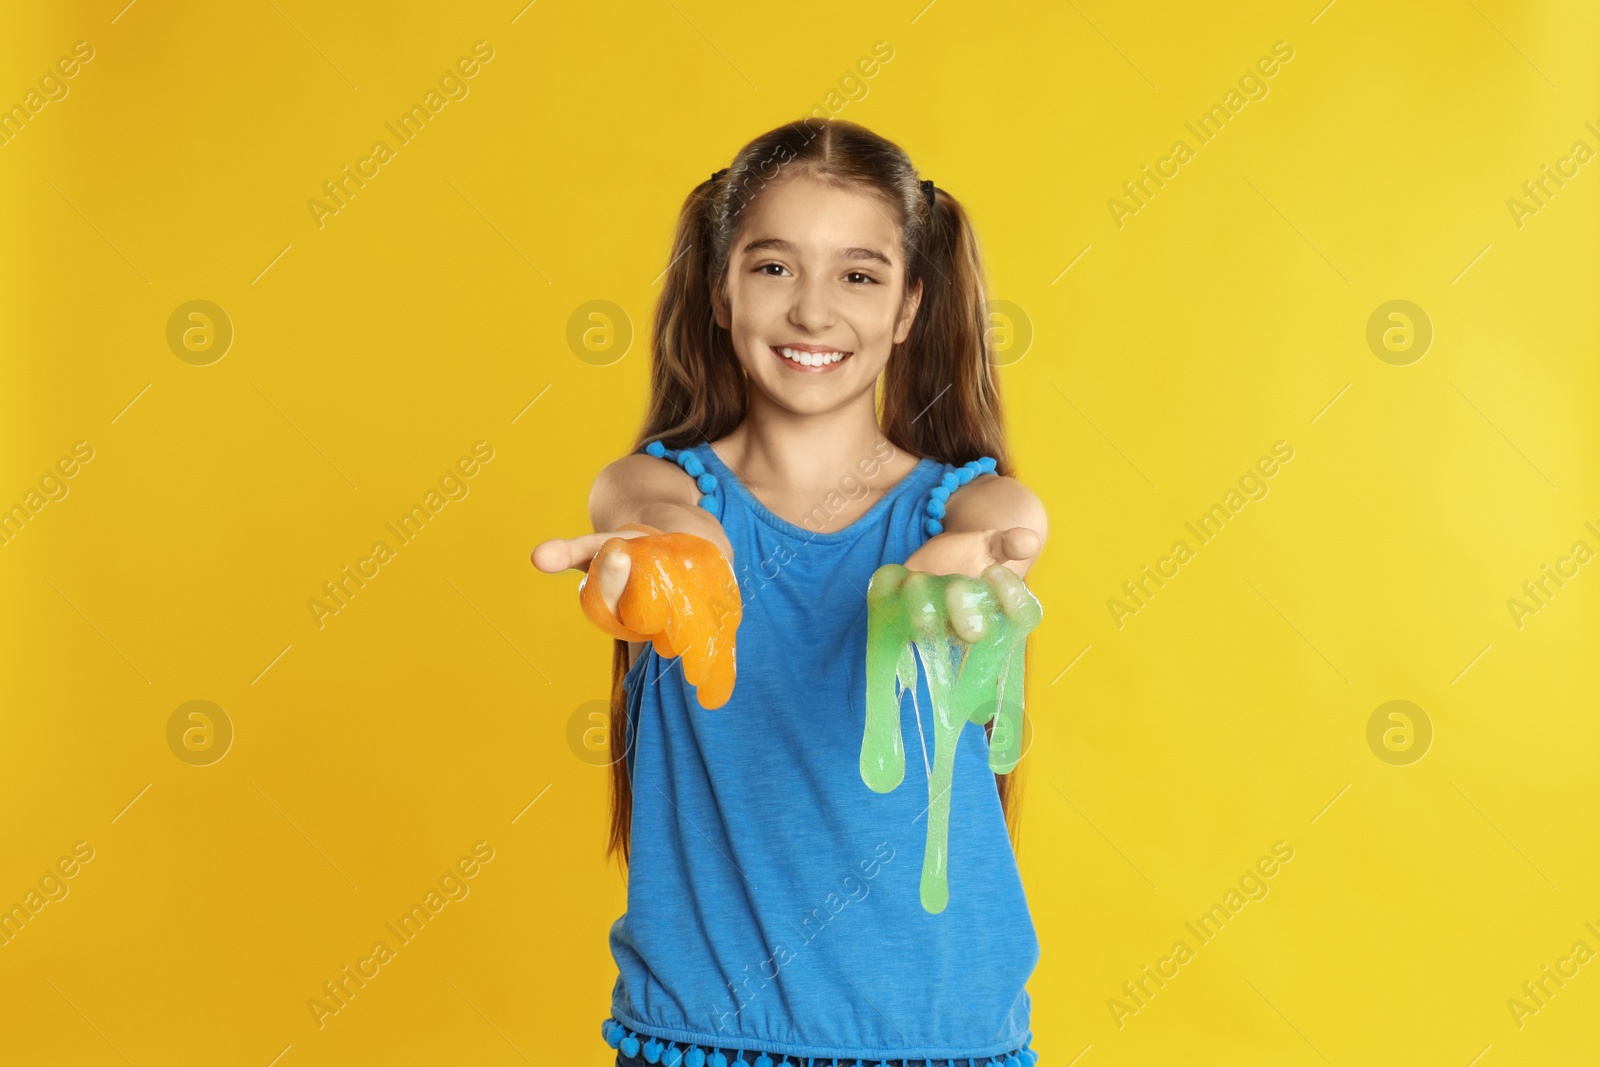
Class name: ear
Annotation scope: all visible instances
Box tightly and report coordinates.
[893,277,923,345]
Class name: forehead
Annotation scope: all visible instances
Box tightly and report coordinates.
[733,173,904,265]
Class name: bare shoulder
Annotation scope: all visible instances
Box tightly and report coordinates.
[588,450,702,531]
[944,472,1048,543]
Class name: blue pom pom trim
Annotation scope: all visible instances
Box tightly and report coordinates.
[601,1016,1034,1067]
[638,440,722,514]
[637,443,995,543]
[921,455,996,540]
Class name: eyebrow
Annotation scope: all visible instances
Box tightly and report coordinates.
[739,237,895,268]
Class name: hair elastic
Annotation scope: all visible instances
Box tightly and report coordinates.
[711,168,728,183]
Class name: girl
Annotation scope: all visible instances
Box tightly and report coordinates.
[533,118,1048,1067]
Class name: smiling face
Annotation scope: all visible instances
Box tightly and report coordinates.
[712,172,922,414]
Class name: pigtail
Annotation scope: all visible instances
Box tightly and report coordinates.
[881,185,1014,480]
[605,638,634,871]
[636,174,746,455]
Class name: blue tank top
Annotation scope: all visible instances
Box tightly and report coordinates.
[599,439,1040,1067]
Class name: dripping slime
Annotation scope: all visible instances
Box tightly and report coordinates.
[578,524,743,709]
[860,563,1042,913]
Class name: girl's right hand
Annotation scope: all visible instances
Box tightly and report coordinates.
[531,525,743,708]
[531,527,652,627]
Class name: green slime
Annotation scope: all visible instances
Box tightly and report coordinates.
[859,563,1043,913]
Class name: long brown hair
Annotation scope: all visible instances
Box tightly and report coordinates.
[606,117,1031,872]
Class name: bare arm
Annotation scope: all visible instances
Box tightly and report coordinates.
[942,474,1047,577]
[588,453,734,565]
[901,473,1047,580]
[532,451,737,669]
[531,448,737,663]
[532,452,734,574]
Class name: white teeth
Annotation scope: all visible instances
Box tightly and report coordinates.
[777,346,848,367]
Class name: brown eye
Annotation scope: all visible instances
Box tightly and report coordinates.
[845,271,876,285]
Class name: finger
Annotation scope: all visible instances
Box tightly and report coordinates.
[530,538,575,573]
[995,526,1041,563]
[531,529,648,573]
[982,564,1029,616]
[531,533,608,573]
[868,563,911,606]
[596,547,631,620]
[945,576,988,644]
[982,563,1043,630]
[578,541,650,641]
[901,570,942,640]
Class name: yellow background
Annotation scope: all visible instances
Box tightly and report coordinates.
[2,0,1597,1064]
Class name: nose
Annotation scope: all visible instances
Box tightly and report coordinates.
[786,270,835,334]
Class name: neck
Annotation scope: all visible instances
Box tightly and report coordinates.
[717,383,908,496]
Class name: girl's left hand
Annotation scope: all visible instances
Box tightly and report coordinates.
[901,526,1042,580]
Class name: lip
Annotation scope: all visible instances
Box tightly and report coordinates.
[770,344,853,374]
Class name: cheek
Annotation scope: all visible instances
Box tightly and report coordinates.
[727,276,778,327]
[729,287,782,341]
[855,296,904,344]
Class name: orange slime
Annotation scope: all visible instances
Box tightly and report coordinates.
[578,524,742,709]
